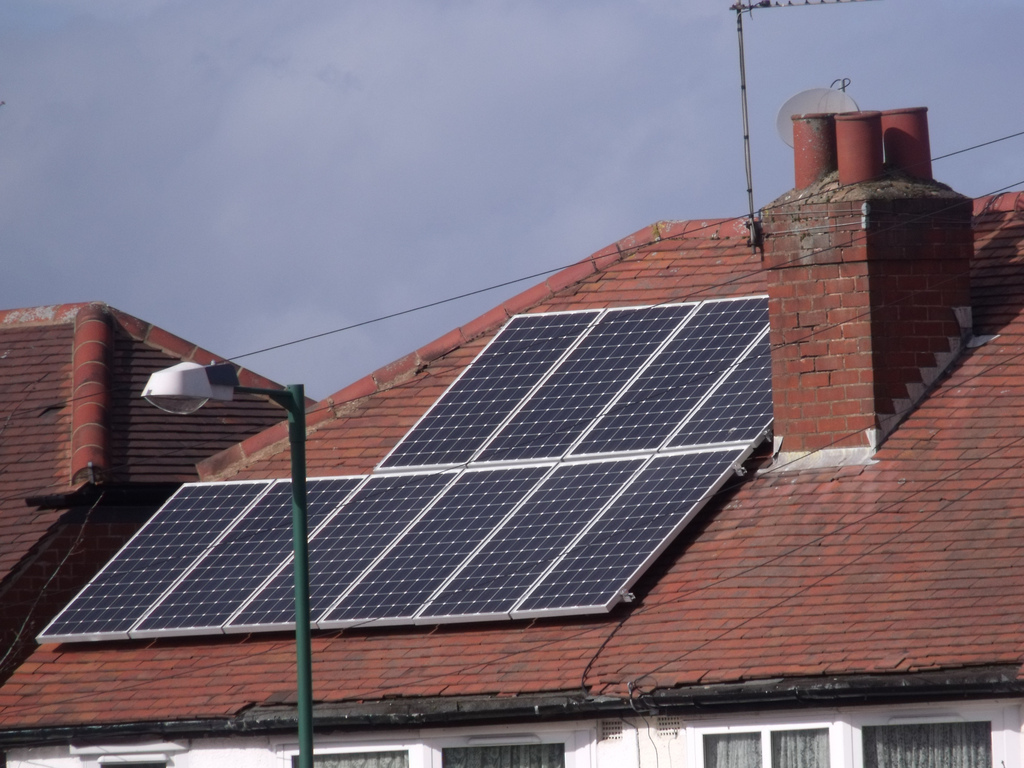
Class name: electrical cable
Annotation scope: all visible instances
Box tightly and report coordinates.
[0,492,104,679]
[0,172,1015,631]
[2,138,1024,720]
[0,126,1020,436]
[215,126,1024,365]
[10,365,1023,716]
[5,339,1024,717]
[601,350,1024,686]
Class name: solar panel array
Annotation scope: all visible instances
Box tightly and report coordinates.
[41,296,772,643]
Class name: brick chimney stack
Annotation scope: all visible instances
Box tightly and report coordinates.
[763,106,974,469]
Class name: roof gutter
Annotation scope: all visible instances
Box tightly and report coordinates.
[25,482,181,511]
[2,665,1023,750]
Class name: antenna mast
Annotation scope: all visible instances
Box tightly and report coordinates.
[734,5,757,251]
[729,0,879,252]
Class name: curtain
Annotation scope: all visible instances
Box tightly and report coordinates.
[773,729,830,768]
[862,722,991,768]
[442,743,564,768]
[705,732,763,768]
[307,752,409,768]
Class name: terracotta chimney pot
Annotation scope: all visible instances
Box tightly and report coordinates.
[835,111,883,186]
[792,113,837,189]
[881,107,933,180]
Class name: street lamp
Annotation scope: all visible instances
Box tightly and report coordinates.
[142,362,314,768]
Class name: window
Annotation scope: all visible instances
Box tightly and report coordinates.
[69,741,186,768]
[862,722,991,768]
[704,729,830,768]
[705,732,763,768]
[306,753,409,768]
[441,744,564,768]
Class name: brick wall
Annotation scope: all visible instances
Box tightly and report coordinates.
[763,192,973,456]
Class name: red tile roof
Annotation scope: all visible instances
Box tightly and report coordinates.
[0,303,288,682]
[1,195,1023,733]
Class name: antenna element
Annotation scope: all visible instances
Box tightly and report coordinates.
[729,0,879,252]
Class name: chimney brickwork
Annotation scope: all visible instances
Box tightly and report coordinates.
[764,107,973,467]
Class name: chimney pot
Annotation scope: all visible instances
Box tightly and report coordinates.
[792,113,837,189]
[881,107,933,180]
[835,111,883,186]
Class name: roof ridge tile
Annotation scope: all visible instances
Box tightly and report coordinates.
[0,302,93,328]
[107,308,285,392]
[974,192,1024,216]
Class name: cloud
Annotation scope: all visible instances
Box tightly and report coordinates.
[0,0,1021,398]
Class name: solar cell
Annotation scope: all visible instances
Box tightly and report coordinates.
[477,305,695,462]
[134,477,361,635]
[669,329,772,448]
[420,458,643,620]
[516,449,745,614]
[380,312,597,468]
[573,297,768,456]
[229,472,453,630]
[322,465,550,625]
[39,482,270,642]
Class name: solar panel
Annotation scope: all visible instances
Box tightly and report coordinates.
[46,296,774,643]
[419,458,644,621]
[39,481,270,642]
[133,477,361,636]
[322,465,550,626]
[380,312,597,468]
[229,472,454,630]
[516,449,745,615]
[476,305,696,462]
[572,297,769,456]
[669,328,772,448]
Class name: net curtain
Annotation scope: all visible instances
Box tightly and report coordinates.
[704,729,830,768]
[442,743,565,768]
[863,723,992,768]
[308,752,408,768]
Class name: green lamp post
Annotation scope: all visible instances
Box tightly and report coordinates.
[142,362,314,768]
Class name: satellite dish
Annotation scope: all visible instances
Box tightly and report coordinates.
[776,88,859,147]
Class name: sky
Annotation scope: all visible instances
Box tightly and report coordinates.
[1,0,1022,400]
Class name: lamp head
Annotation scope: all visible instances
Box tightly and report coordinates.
[142,362,240,414]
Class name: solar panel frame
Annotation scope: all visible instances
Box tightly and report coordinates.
[416,456,646,624]
[227,471,457,632]
[512,447,750,618]
[38,480,272,643]
[320,464,553,628]
[570,296,770,457]
[667,326,772,449]
[474,304,698,463]
[131,476,363,638]
[377,310,599,470]
[46,295,775,644]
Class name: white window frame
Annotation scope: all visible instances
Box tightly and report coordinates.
[275,737,425,768]
[274,725,592,768]
[686,702,1021,768]
[847,702,1020,768]
[690,718,844,768]
[423,725,592,768]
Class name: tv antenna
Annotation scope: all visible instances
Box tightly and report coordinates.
[730,0,879,250]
